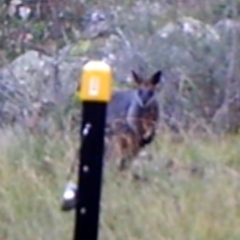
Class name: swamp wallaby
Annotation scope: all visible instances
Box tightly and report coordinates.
[105,70,162,170]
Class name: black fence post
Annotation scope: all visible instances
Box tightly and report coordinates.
[73,60,112,240]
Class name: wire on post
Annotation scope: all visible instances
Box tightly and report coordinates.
[61,122,92,212]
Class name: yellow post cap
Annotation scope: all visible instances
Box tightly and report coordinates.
[77,60,113,102]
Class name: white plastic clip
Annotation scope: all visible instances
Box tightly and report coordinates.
[82,123,91,136]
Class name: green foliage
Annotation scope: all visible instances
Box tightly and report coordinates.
[70,40,92,56]
[31,21,46,42]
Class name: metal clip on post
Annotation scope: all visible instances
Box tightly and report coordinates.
[82,123,91,137]
[61,181,78,211]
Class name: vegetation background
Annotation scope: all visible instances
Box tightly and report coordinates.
[1,0,240,239]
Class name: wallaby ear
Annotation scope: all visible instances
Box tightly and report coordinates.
[131,70,143,85]
[150,70,162,86]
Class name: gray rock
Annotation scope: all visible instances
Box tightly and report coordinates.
[0,50,83,126]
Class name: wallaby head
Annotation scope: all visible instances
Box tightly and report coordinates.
[131,70,162,108]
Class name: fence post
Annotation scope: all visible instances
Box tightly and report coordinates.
[73,60,112,240]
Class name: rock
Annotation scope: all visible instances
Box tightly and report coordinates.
[214,18,240,36]
[0,50,83,126]
[157,16,220,42]
[81,8,116,39]
[212,95,240,134]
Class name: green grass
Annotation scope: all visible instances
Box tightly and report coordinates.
[1,128,240,240]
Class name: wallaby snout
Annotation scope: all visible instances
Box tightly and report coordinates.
[138,88,154,106]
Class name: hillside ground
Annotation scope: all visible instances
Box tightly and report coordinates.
[1,127,240,240]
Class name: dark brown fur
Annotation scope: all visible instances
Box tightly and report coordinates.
[105,70,162,172]
[126,70,162,147]
[104,119,141,170]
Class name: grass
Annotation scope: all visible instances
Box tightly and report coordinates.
[1,127,240,239]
